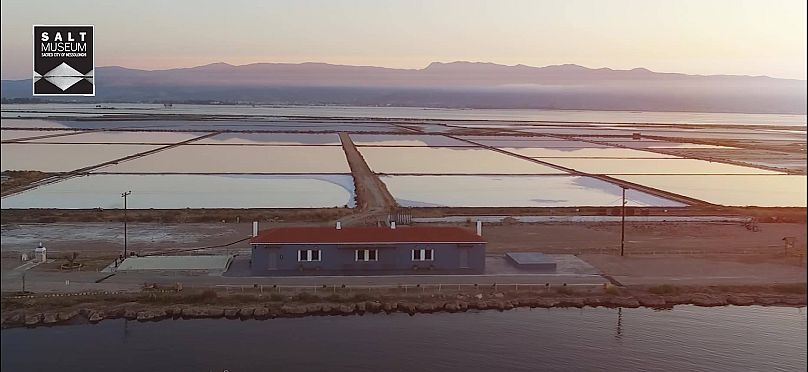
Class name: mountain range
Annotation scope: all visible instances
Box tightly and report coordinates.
[2,62,805,114]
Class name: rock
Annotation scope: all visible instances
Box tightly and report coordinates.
[253,307,269,319]
[356,302,367,313]
[382,302,397,313]
[636,296,667,308]
[726,295,755,306]
[474,293,484,300]
[502,301,514,310]
[536,298,560,308]
[88,312,104,323]
[167,306,184,318]
[559,298,586,308]
[105,307,126,319]
[338,304,355,314]
[457,301,469,311]
[281,305,307,316]
[367,301,382,313]
[206,308,225,318]
[444,302,459,312]
[136,310,166,321]
[224,308,239,319]
[305,304,322,314]
[473,301,488,310]
[321,304,334,314]
[3,312,24,326]
[124,309,139,320]
[754,296,780,306]
[492,293,505,299]
[181,307,205,319]
[24,314,42,326]
[689,294,726,307]
[611,297,641,308]
[42,313,58,324]
[783,297,806,306]
[584,297,607,307]
[239,308,255,319]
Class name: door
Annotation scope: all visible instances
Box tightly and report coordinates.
[267,249,278,270]
[459,248,469,269]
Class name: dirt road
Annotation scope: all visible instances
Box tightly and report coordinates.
[338,132,396,225]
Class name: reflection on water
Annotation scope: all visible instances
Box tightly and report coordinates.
[99,145,351,173]
[1,143,160,172]
[2,103,806,125]
[613,174,808,207]
[1,174,355,209]
[1,306,804,372]
[359,147,568,174]
[380,175,684,207]
[543,158,781,175]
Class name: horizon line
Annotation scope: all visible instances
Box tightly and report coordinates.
[4,60,805,82]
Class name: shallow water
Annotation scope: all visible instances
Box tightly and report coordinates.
[542,158,781,175]
[503,147,677,158]
[27,131,208,144]
[1,174,355,209]
[612,174,808,207]
[1,306,804,372]
[3,103,806,125]
[193,132,342,145]
[350,134,471,146]
[380,175,684,207]
[359,147,569,174]
[1,143,160,172]
[98,145,351,173]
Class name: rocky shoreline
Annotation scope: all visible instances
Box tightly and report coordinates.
[3,287,806,329]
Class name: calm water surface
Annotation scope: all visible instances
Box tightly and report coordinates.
[1,306,805,372]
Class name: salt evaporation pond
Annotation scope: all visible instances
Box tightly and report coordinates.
[1,143,160,172]
[1,129,79,141]
[542,158,781,175]
[380,175,684,207]
[613,174,808,207]
[349,134,472,147]
[27,131,208,144]
[1,174,355,209]
[193,133,342,145]
[502,147,676,158]
[0,119,73,129]
[359,147,568,174]
[99,145,351,173]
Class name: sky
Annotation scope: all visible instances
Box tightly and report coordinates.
[1,0,806,80]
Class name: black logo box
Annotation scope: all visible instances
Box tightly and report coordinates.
[33,25,95,96]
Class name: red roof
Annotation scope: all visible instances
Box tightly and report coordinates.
[251,226,485,245]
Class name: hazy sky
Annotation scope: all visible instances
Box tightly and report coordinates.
[2,0,806,79]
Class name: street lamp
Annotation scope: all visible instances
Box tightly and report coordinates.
[122,191,132,257]
[620,187,626,257]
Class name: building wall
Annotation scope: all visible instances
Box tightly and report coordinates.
[250,242,485,276]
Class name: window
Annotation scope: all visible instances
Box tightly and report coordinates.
[355,249,379,262]
[411,248,434,261]
[298,249,321,262]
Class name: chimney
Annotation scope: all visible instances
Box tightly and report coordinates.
[336,221,342,230]
[476,220,482,236]
[252,221,259,237]
[390,221,396,229]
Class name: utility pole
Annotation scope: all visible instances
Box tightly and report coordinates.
[620,187,626,257]
[122,191,132,257]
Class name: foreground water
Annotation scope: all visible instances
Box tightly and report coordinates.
[1,306,805,372]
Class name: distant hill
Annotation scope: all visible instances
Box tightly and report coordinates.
[2,61,805,114]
